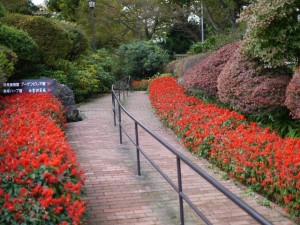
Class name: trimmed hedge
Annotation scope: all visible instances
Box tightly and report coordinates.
[217,47,290,114]
[0,14,72,66]
[0,23,38,62]
[285,67,300,120]
[183,42,239,98]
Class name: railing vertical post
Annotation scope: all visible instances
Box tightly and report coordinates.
[135,122,141,176]
[118,86,121,101]
[127,76,130,97]
[123,83,125,100]
[177,157,184,225]
[112,91,116,126]
[118,102,122,144]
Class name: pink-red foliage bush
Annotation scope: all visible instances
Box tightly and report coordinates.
[217,48,290,114]
[285,67,300,120]
[149,76,300,217]
[183,42,240,97]
[0,93,86,224]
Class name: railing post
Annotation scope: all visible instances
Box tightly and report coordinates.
[112,91,116,126]
[118,102,122,144]
[123,84,125,100]
[135,122,141,176]
[177,157,184,225]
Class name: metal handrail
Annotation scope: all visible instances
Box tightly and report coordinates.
[111,77,271,225]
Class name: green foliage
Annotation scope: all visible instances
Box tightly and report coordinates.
[53,59,100,102]
[0,3,6,17]
[0,14,72,66]
[0,0,38,15]
[240,0,300,68]
[247,108,300,139]
[46,0,80,21]
[79,49,117,91]
[58,22,88,60]
[0,23,38,62]
[163,22,201,54]
[118,41,169,79]
[0,45,17,85]
[188,37,216,54]
[188,25,245,54]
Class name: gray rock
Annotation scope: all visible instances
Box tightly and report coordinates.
[54,82,82,122]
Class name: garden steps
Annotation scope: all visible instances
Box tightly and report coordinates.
[66,92,296,225]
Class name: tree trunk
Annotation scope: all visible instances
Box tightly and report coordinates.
[203,4,223,32]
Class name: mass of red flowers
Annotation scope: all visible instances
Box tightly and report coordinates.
[149,76,300,218]
[0,93,86,224]
[131,79,152,91]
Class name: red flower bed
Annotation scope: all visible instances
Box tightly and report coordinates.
[149,76,300,218]
[131,79,152,91]
[0,93,86,224]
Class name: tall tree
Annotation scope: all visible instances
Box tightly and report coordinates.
[46,0,80,21]
[0,0,38,14]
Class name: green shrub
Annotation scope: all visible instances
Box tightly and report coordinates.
[0,23,38,62]
[240,1,300,68]
[0,45,17,86]
[0,3,6,17]
[0,14,72,66]
[117,41,169,79]
[188,25,245,54]
[58,22,88,60]
[54,60,100,102]
[80,49,117,91]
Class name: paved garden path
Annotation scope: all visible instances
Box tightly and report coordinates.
[66,91,296,225]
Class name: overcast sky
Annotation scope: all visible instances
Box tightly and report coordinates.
[32,0,45,5]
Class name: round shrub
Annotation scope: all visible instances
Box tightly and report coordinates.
[240,0,300,68]
[0,14,72,66]
[217,47,291,114]
[0,23,38,62]
[285,67,300,120]
[183,42,239,98]
[0,45,17,85]
[117,41,169,79]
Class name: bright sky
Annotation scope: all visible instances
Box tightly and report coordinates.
[31,0,45,5]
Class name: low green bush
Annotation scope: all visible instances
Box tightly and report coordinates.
[0,45,17,87]
[117,41,169,79]
[188,25,245,54]
[0,14,72,66]
[0,23,38,62]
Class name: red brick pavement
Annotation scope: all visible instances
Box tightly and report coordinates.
[66,92,296,225]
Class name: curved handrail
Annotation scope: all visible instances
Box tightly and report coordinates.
[111,78,271,225]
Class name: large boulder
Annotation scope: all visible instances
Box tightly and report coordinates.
[285,67,300,120]
[217,47,290,114]
[54,82,82,122]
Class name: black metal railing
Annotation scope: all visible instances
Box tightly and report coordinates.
[111,77,271,225]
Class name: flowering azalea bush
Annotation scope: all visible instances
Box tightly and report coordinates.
[0,93,86,224]
[149,76,300,218]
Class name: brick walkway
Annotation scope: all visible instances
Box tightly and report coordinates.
[66,92,296,225]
